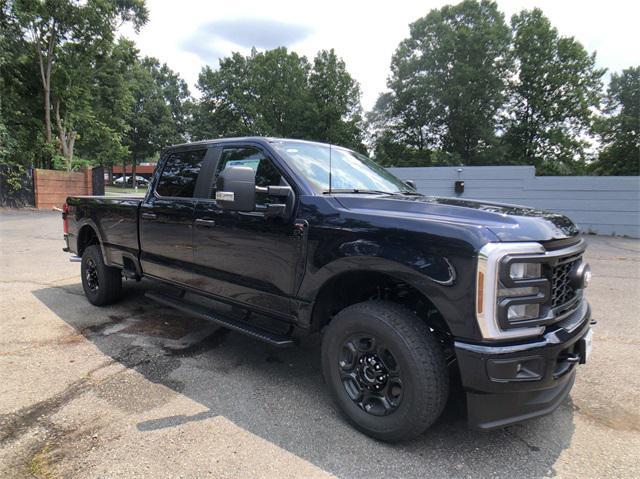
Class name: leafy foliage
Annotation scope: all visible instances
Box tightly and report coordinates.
[193,47,365,149]
[9,0,149,167]
[369,0,512,166]
[0,0,637,197]
[503,8,605,174]
[125,56,192,164]
[591,67,640,175]
[369,1,630,176]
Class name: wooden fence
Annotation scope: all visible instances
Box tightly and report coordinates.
[33,168,93,210]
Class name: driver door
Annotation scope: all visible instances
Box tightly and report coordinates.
[192,145,302,317]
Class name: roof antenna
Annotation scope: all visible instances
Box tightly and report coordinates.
[328,142,332,194]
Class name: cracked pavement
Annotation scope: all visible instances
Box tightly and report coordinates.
[1,209,639,478]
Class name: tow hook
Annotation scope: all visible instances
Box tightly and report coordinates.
[562,353,581,363]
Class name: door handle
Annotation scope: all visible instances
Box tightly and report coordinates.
[195,218,216,227]
[141,212,157,220]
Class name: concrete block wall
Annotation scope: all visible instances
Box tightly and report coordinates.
[388,166,640,238]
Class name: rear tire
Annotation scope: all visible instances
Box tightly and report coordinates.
[81,245,122,306]
[321,300,449,442]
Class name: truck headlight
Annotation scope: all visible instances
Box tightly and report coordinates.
[507,303,540,321]
[509,262,541,280]
[476,243,547,340]
[498,261,547,324]
[476,240,588,341]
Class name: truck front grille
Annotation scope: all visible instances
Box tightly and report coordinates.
[550,255,581,308]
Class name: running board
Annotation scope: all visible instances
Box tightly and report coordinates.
[145,291,295,348]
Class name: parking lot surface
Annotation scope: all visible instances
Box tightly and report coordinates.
[1,209,639,478]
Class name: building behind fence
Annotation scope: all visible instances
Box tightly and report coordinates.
[389,166,640,238]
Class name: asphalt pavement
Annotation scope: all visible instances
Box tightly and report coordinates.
[1,209,638,478]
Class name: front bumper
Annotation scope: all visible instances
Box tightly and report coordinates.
[454,300,591,430]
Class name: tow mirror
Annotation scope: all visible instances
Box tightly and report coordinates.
[257,185,294,219]
[216,166,256,211]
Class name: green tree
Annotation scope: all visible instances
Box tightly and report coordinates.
[0,2,45,169]
[74,38,139,179]
[591,67,640,175]
[371,0,512,166]
[194,47,312,139]
[125,57,191,179]
[9,0,148,165]
[308,49,364,150]
[252,48,312,137]
[503,8,605,174]
[367,92,436,166]
[193,47,365,148]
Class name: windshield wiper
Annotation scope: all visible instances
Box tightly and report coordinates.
[322,189,422,196]
[322,189,398,195]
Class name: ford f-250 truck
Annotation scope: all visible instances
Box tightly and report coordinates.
[63,137,593,441]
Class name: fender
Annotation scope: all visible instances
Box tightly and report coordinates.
[296,253,479,338]
[73,218,108,263]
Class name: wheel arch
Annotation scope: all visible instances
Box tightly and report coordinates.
[76,221,107,262]
[302,258,454,341]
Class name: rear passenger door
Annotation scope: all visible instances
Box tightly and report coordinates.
[139,148,209,285]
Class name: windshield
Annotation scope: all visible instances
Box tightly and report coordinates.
[271,140,414,195]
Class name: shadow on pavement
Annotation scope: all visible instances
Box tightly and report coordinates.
[33,280,575,478]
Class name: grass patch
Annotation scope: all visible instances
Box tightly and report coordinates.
[29,443,54,479]
[105,185,147,196]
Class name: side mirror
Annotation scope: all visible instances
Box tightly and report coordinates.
[405,180,416,189]
[216,166,256,211]
[264,185,294,219]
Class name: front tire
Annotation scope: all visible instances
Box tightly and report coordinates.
[321,301,449,442]
[81,245,122,306]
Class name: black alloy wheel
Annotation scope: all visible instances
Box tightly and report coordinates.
[84,258,100,291]
[339,334,404,416]
[322,300,449,442]
[80,245,122,306]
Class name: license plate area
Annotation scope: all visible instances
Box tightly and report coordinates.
[576,328,593,364]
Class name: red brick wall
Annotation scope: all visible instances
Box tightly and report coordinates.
[34,168,93,210]
[112,164,156,175]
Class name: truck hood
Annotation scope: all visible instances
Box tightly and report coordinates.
[334,195,579,242]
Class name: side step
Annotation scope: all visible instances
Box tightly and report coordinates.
[145,291,295,348]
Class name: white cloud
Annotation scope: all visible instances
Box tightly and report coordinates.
[121,0,640,110]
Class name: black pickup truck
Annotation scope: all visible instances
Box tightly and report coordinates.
[63,137,593,441]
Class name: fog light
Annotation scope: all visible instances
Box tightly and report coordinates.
[508,303,540,321]
[487,356,544,382]
[583,264,592,288]
[570,262,592,289]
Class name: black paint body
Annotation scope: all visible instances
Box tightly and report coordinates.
[65,137,588,430]
[66,138,579,341]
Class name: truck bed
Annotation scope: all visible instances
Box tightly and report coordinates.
[66,195,143,272]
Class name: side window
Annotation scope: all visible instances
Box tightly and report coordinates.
[212,147,284,204]
[156,149,206,198]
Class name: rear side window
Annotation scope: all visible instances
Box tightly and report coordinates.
[156,149,206,198]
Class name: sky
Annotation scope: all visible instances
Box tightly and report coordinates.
[121,0,640,111]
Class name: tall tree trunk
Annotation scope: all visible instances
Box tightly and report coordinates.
[43,85,51,144]
[34,22,56,168]
[132,158,137,190]
[55,99,77,170]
